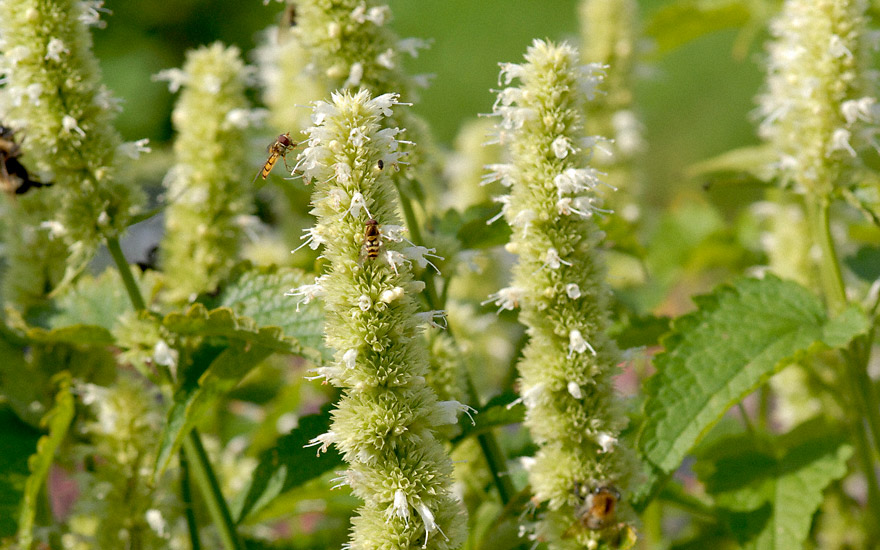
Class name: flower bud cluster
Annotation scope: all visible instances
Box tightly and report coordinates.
[158,43,256,302]
[758,0,878,197]
[488,40,634,549]
[289,89,464,550]
[0,0,144,269]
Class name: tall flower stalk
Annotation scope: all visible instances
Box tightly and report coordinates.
[158,43,255,303]
[486,40,635,549]
[0,0,144,281]
[289,89,465,550]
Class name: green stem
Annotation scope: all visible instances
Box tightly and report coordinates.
[180,449,202,550]
[106,236,146,311]
[182,431,243,550]
[108,236,241,549]
[804,197,846,315]
[394,180,517,506]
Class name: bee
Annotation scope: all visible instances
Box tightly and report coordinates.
[573,484,620,531]
[252,132,295,184]
[0,125,53,196]
[376,159,384,171]
[363,218,381,260]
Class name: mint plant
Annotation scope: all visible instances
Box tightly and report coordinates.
[1,1,879,550]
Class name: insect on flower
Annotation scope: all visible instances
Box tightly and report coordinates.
[363,218,381,259]
[572,484,620,531]
[252,132,295,184]
[0,125,53,196]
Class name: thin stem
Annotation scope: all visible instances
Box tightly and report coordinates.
[804,197,846,315]
[182,431,243,550]
[395,180,517,505]
[736,402,756,434]
[106,236,146,311]
[108,236,241,549]
[179,449,202,550]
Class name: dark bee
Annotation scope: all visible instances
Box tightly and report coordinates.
[574,485,620,531]
[363,218,381,259]
[376,159,384,170]
[252,132,295,184]
[0,125,53,196]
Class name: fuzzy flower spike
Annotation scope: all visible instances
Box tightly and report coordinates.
[0,0,144,279]
[291,89,465,550]
[758,0,877,198]
[488,40,636,549]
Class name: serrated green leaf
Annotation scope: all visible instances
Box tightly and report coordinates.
[233,406,344,523]
[219,266,327,355]
[0,408,41,537]
[693,421,852,550]
[637,276,870,501]
[163,303,320,362]
[452,392,525,445]
[154,345,273,476]
[17,372,74,549]
[645,0,751,54]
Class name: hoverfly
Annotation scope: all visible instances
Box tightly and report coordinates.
[363,218,381,260]
[573,485,620,531]
[0,125,53,196]
[252,132,295,184]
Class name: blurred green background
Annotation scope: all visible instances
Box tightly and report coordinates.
[94,0,765,209]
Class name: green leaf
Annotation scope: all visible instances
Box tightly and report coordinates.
[452,392,525,445]
[233,406,344,523]
[154,344,273,476]
[163,303,320,362]
[844,245,880,282]
[693,421,853,549]
[645,0,751,54]
[25,324,114,346]
[637,276,870,501]
[0,408,41,538]
[686,144,778,184]
[435,203,512,251]
[17,372,75,549]
[219,266,328,355]
[49,269,131,331]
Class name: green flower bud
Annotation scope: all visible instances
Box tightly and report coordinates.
[158,42,256,302]
[289,89,465,550]
[487,40,636,549]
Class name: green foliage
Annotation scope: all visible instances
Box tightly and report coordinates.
[451,392,525,445]
[0,408,41,538]
[234,407,344,523]
[637,276,871,501]
[17,372,75,549]
[434,203,513,251]
[644,0,752,54]
[694,421,853,549]
[219,265,327,354]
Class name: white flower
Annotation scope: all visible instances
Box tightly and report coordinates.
[145,509,167,538]
[153,67,188,92]
[403,245,442,273]
[398,37,429,57]
[376,48,395,69]
[841,97,877,124]
[380,286,405,303]
[544,248,571,270]
[44,38,67,62]
[286,276,326,310]
[568,329,597,357]
[596,431,617,453]
[565,283,581,299]
[390,489,410,524]
[436,400,476,425]
[342,348,358,369]
[567,381,583,400]
[305,431,336,455]
[415,502,448,547]
[551,136,573,159]
[483,286,525,312]
[61,115,85,137]
[828,128,857,156]
[370,92,400,116]
[357,294,372,311]
[345,192,372,219]
[118,138,151,159]
[481,163,517,187]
